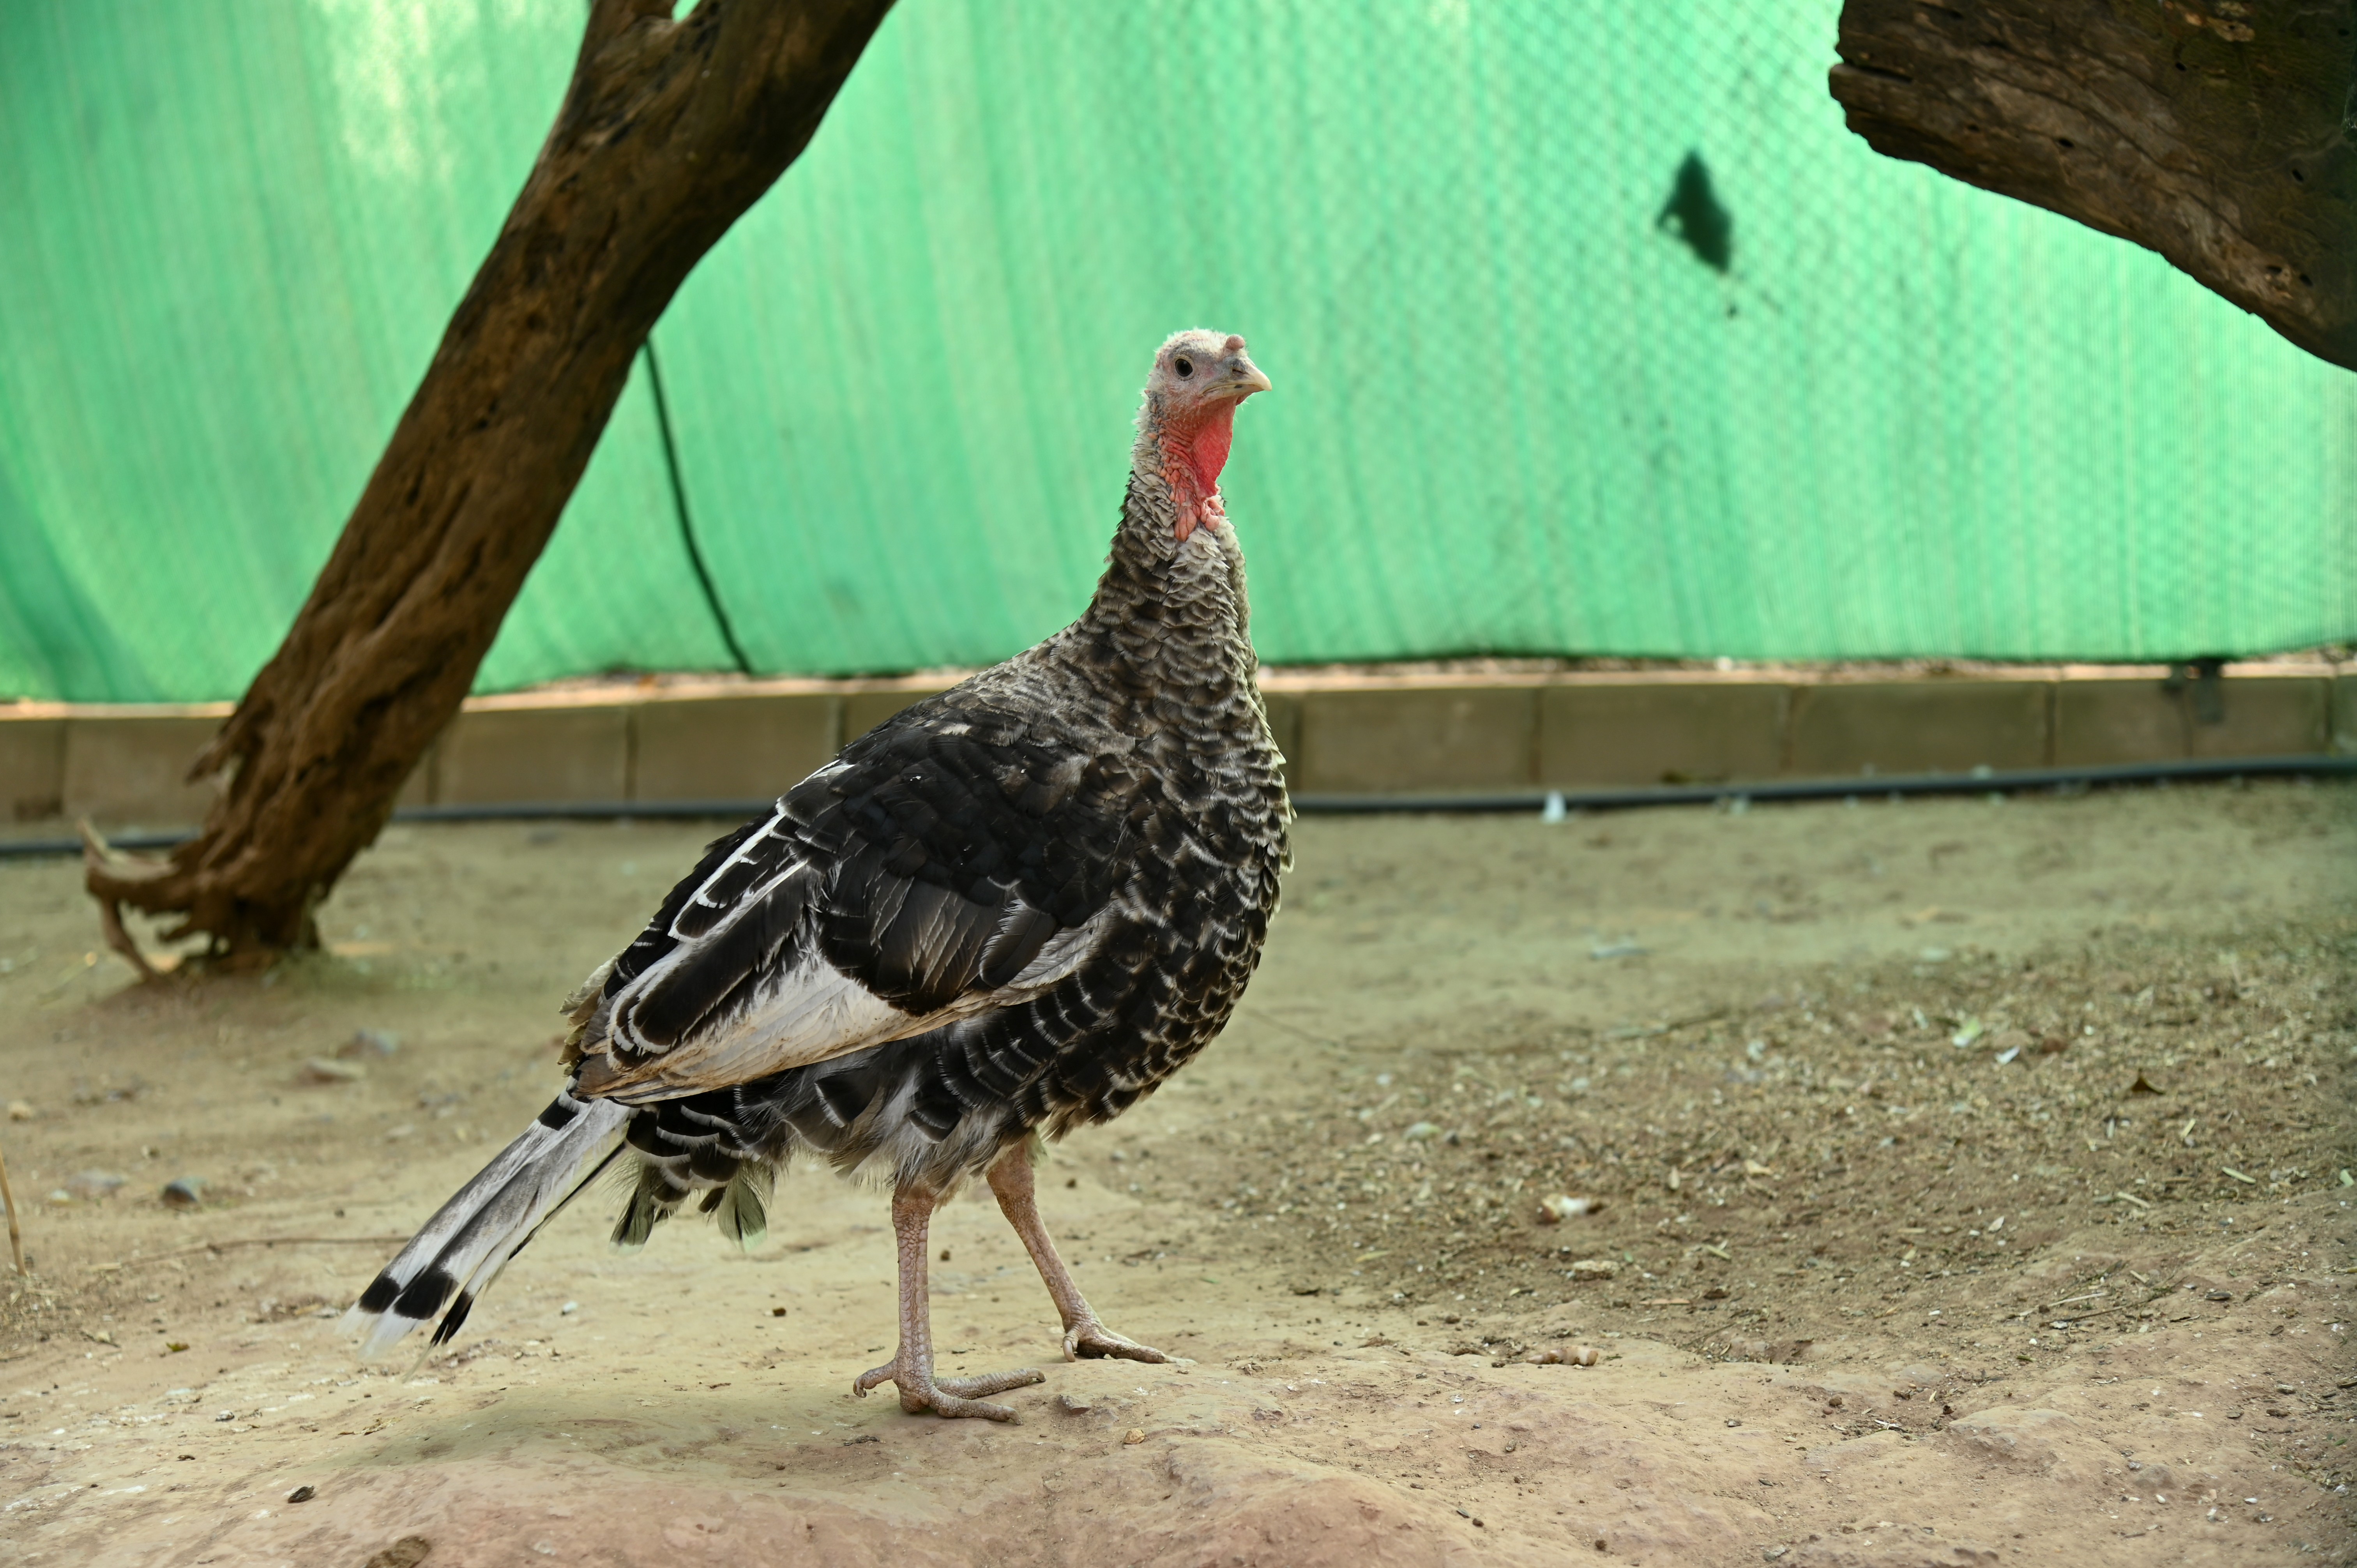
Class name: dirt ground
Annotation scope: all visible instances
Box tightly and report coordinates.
[0,779,2350,1567]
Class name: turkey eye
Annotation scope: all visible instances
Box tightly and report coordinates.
[1173,356,1194,378]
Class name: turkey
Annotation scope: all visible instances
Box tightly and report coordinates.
[344,330,1286,1420]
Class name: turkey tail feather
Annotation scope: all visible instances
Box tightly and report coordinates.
[343,1092,628,1360]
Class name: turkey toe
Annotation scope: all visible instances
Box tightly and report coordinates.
[1064,1321,1168,1363]
[855,1358,1042,1420]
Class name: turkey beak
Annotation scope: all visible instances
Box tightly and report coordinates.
[1226,355,1272,400]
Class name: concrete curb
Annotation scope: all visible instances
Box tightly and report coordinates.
[4,665,2350,834]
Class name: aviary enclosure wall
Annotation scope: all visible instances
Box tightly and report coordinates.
[2,0,2350,707]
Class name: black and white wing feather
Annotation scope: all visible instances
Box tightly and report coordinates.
[569,691,1141,1104]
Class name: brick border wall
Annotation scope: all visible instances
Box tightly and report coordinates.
[4,666,2350,829]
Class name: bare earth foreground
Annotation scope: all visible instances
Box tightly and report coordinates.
[0,781,2350,1567]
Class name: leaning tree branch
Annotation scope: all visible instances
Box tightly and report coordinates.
[86,0,896,960]
[1830,0,2356,372]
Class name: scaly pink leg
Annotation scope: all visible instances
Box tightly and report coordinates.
[853,1183,1043,1420]
[988,1146,1169,1364]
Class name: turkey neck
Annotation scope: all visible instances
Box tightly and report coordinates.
[1071,420,1258,713]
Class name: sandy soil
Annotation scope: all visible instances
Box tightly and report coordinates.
[0,779,2350,1567]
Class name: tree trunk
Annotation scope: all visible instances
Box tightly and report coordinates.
[85,0,895,965]
[1829,0,2357,372]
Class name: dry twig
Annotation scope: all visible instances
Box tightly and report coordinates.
[0,1138,23,1275]
[101,1235,410,1270]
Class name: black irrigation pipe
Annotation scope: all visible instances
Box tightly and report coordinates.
[3,754,2348,862]
[1291,752,2357,815]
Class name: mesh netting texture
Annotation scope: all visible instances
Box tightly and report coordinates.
[2,0,2350,703]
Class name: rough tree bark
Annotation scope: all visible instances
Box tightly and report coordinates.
[1829,1,2357,372]
[84,0,896,966]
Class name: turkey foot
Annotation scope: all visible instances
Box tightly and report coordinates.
[988,1147,1171,1365]
[859,1181,1042,1421]
[853,1357,1043,1420]
[1064,1317,1170,1364]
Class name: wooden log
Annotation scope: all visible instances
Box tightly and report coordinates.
[1830,0,2356,371]
[85,0,896,959]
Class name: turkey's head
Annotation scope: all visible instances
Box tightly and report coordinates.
[1141,329,1270,542]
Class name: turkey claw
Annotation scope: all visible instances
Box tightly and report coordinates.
[853,1359,1043,1421]
[1064,1320,1169,1363]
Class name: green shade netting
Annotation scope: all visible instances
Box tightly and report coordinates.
[2,0,2350,704]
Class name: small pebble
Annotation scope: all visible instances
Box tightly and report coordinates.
[286,1485,315,1504]
[1537,1194,1604,1224]
[161,1178,206,1212]
[1122,1428,1145,1444]
[1525,1344,1602,1367]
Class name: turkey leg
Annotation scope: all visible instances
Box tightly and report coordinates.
[988,1147,1170,1363]
[853,1183,1044,1420]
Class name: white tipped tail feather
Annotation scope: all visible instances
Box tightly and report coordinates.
[343,1092,628,1360]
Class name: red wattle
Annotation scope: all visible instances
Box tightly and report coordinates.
[1161,403,1238,542]
[1188,403,1236,491]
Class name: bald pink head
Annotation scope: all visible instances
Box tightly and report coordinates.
[1138,330,1271,542]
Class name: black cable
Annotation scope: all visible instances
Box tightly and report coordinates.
[640,337,753,676]
[1287,752,2357,814]
[7,755,2347,859]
